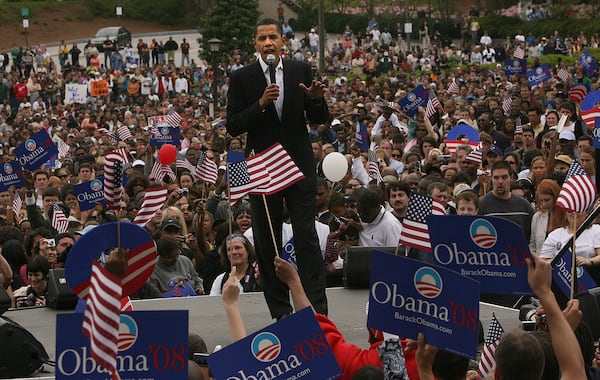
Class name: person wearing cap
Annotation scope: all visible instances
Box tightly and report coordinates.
[486,145,503,168]
[150,236,203,295]
[553,154,572,174]
[227,19,329,319]
[558,130,576,158]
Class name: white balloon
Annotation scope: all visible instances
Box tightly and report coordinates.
[322,152,348,182]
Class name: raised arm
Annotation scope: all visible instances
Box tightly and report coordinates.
[222,267,247,342]
[274,256,314,313]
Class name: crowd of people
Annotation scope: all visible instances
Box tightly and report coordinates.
[1,9,600,379]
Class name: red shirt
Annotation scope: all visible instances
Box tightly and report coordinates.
[317,314,419,380]
[13,82,27,100]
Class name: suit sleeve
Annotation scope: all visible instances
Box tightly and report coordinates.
[301,64,329,125]
[226,68,266,137]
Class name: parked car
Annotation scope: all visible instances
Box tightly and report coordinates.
[91,26,131,51]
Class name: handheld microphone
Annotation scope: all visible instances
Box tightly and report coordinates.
[266,54,276,85]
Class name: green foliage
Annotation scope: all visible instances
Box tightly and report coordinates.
[199,0,259,64]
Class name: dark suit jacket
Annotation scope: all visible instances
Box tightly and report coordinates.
[226,59,329,189]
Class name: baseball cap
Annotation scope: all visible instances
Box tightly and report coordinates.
[559,130,575,141]
[132,160,145,168]
[486,145,502,156]
[161,218,181,230]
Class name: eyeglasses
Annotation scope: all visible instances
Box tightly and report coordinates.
[505,161,516,165]
[392,154,402,158]
[58,174,69,178]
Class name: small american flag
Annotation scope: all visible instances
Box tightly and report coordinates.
[513,45,525,59]
[502,95,512,115]
[51,203,69,233]
[133,186,168,226]
[57,139,70,160]
[149,162,177,183]
[425,90,441,119]
[98,128,117,144]
[368,150,383,184]
[569,83,589,103]
[228,154,270,204]
[12,192,22,224]
[195,151,218,185]
[176,158,196,173]
[399,193,446,252]
[478,314,504,378]
[581,108,600,129]
[556,160,597,213]
[447,79,459,94]
[103,152,124,210]
[82,262,122,380]
[165,106,183,127]
[557,67,570,82]
[117,125,133,141]
[250,143,305,195]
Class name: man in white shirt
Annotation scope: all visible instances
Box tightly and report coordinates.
[356,188,402,247]
[174,73,189,94]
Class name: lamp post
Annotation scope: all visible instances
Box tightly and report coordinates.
[207,38,221,118]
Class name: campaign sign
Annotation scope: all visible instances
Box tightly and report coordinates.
[444,123,480,154]
[149,125,181,147]
[367,251,480,359]
[74,179,106,211]
[0,160,26,192]
[398,85,429,116]
[56,311,188,380]
[527,63,552,87]
[503,59,527,76]
[64,83,87,104]
[578,50,598,77]
[594,117,600,149]
[551,248,597,298]
[428,215,533,295]
[355,120,369,151]
[14,129,58,171]
[207,307,341,380]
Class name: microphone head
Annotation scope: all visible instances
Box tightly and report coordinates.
[266,54,276,66]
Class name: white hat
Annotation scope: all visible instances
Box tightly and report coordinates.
[132,160,145,167]
[331,119,341,126]
[559,130,575,141]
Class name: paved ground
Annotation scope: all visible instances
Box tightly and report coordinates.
[3,287,520,379]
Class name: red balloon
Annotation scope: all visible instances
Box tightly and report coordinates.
[158,144,177,165]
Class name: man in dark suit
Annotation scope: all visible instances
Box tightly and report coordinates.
[227,18,329,319]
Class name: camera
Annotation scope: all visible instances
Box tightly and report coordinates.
[178,188,189,196]
[544,141,551,149]
[45,239,56,248]
[436,154,452,163]
[192,353,209,367]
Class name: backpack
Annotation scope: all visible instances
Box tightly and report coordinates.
[0,316,49,378]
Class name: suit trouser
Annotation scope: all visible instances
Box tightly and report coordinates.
[249,182,328,318]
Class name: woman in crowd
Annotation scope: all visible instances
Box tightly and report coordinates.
[14,256,50,308]
[529,179,564,255]
[209,234,261,296]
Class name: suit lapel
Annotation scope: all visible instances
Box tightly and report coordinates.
[253,61,280,123]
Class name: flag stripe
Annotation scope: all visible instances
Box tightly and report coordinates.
[133,187,168,227]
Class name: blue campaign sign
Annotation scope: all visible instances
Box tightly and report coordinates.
[551,249,597,298]
[579,50,598,77]
[527,63,552,87]
[150,126,181,147]
[0,161,26,192]
[56,311,188,380]
[355,120,369,151]
[581,90,600,113]
[428,215,533,295]
[594,117,600,149]
[14,129,58,171]
[503,59,527,76]
[367,251,480,359]
[74,179,106,211]
[398,85,429,116]
[207,307,342,380]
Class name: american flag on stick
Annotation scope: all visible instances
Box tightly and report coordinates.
[425,89,441,119]
[98,128,117,144]
[104,151,125,210]
[249,143,304,195]
[57,139,70,160]
[51,203,69,233]
[569,83,589,103]
[447,79,459,94]
[502,95,512,115]
[165,106,183,127]
[176,158,196,173]
[368,150,383,184]
[195,151,218,185]
[228,153,270,204]
[149,162,176,183]
[513,45,525,59]
[117,125,133,141]
[398,193,446,252]
[478,313,504,378]
[12,192,22,224]
[133,186,168,227]
[556,160,597,213]
[82,262,122,380]
[557,67,570,82]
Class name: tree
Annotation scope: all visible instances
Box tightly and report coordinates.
[199,0,259,65]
